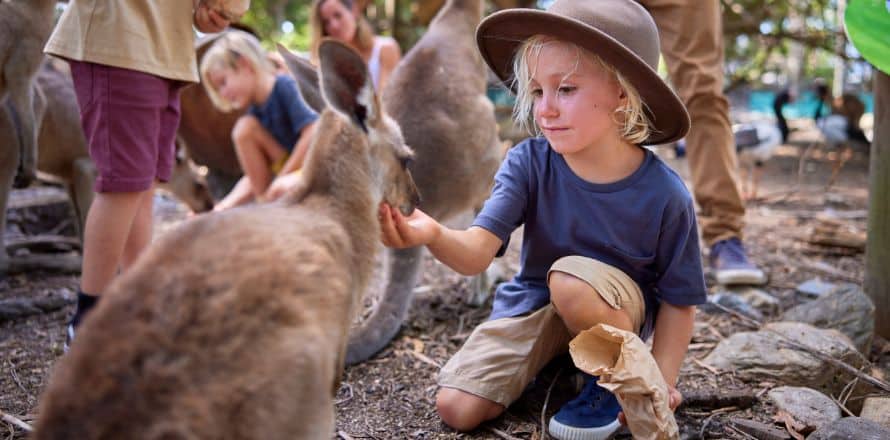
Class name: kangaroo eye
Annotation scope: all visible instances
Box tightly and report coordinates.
[399,157,413,169]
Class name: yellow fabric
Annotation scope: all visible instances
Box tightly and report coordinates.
[45,0,198,82]
[270,155,290,175]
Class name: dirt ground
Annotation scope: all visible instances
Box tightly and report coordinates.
[2,122,887,439]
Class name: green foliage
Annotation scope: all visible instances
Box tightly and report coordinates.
[240,0,312,52]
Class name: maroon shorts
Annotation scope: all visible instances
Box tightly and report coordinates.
[69,60,184,193]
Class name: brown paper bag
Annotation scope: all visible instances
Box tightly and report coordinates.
[569,324,679,440]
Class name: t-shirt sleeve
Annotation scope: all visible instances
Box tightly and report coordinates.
[653,198,707,306]
[472,143,530,257]
[280,77,318,134]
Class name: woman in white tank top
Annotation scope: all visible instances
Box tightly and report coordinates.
[310,0,402,90]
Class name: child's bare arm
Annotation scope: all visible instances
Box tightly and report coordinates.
[279,122,317,175]
[650,303,696,388]
[380,204,502,276]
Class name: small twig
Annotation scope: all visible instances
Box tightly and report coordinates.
[698,406,740,439]
[540,367,564,440]
[726,423,761,440]
[485,426,524,440]
[337,430,355,440]
[693,358,721,375]
[7,361,28,397]
[769,332,890,393]
[0,409,32,433]
[839,377,859,406]
[400,349,441,368]
[830,393,856,417]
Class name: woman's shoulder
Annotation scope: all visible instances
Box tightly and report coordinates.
[375,36,402,58]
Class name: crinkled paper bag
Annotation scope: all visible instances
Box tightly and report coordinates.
[569,324,679,440]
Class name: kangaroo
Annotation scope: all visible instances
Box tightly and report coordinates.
[0,59,215,274]
[347,0,502,363]
[0,0,56,188]
[279,0,503,364]
[31,39,419,439]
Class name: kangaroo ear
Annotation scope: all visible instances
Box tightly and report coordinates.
[318,39,379,132]
[276,43,325,113]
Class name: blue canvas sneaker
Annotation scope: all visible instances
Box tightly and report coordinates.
[710,238,767,286]
[548,374,622,440]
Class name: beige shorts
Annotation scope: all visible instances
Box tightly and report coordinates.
[438,256,645,407]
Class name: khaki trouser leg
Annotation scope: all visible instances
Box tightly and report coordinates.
[640,0,745,246]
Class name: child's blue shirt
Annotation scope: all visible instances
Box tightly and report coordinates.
[248,74,318,154]
[473,137,707,339]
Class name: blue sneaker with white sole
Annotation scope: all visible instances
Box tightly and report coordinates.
[548,374,622,440]
[710,238,767,286]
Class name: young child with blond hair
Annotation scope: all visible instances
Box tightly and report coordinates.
[200,31,318,210]
[378,1,706,439]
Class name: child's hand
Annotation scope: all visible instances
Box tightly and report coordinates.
[617,385,682,426]
[379,203,439,249]
[194,1,231,33]
[264,172,302,201]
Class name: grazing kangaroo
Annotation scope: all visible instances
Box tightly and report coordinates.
[347,0,502,363]
[0,59,214,274]
[32,40,419,439]
[0,0,56,188]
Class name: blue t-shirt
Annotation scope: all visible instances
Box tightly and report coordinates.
[248,75,318,153]
[473,137,707,339]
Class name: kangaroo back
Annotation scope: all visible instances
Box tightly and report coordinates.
[31,40,418,440]
[343,0,504,364]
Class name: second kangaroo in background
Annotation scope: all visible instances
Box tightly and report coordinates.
[32,40,419,440]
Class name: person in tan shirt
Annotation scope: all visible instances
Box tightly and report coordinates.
[44,0,246,350]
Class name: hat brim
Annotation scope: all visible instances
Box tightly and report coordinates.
[476,9,690,145]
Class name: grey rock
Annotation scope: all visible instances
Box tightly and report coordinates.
[808,417,890,440]
[767,386,840,432]
[782,284,875,353]
[702,322,861,395]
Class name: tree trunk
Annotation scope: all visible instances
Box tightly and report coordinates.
[866,69,890,339]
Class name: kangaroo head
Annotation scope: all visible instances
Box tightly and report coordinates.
[317,39,420,215]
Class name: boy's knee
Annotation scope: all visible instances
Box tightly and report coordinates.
[436,388,502,432]
[231,116,259,145]
[550,271,595,311]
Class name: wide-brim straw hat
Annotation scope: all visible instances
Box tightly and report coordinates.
[476,0,690,145]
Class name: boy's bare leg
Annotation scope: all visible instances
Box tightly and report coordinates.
[549,272,634,334]
[435,388,505,432]
[435,273,633,432]
[121,185,156,270]
[232,116,287,200]
[214,175,255,211]
[80,188,154,295]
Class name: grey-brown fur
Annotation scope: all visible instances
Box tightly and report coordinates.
[0,0,56,187]
[31,40,419,439]
[346,0,503,363]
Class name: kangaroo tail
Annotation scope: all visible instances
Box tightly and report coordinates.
[345,246,423,365]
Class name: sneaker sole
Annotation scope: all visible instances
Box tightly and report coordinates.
[548,417,620,440]
[715,268,767,286]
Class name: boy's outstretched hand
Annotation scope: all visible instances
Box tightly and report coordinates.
[379,203,440,249]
